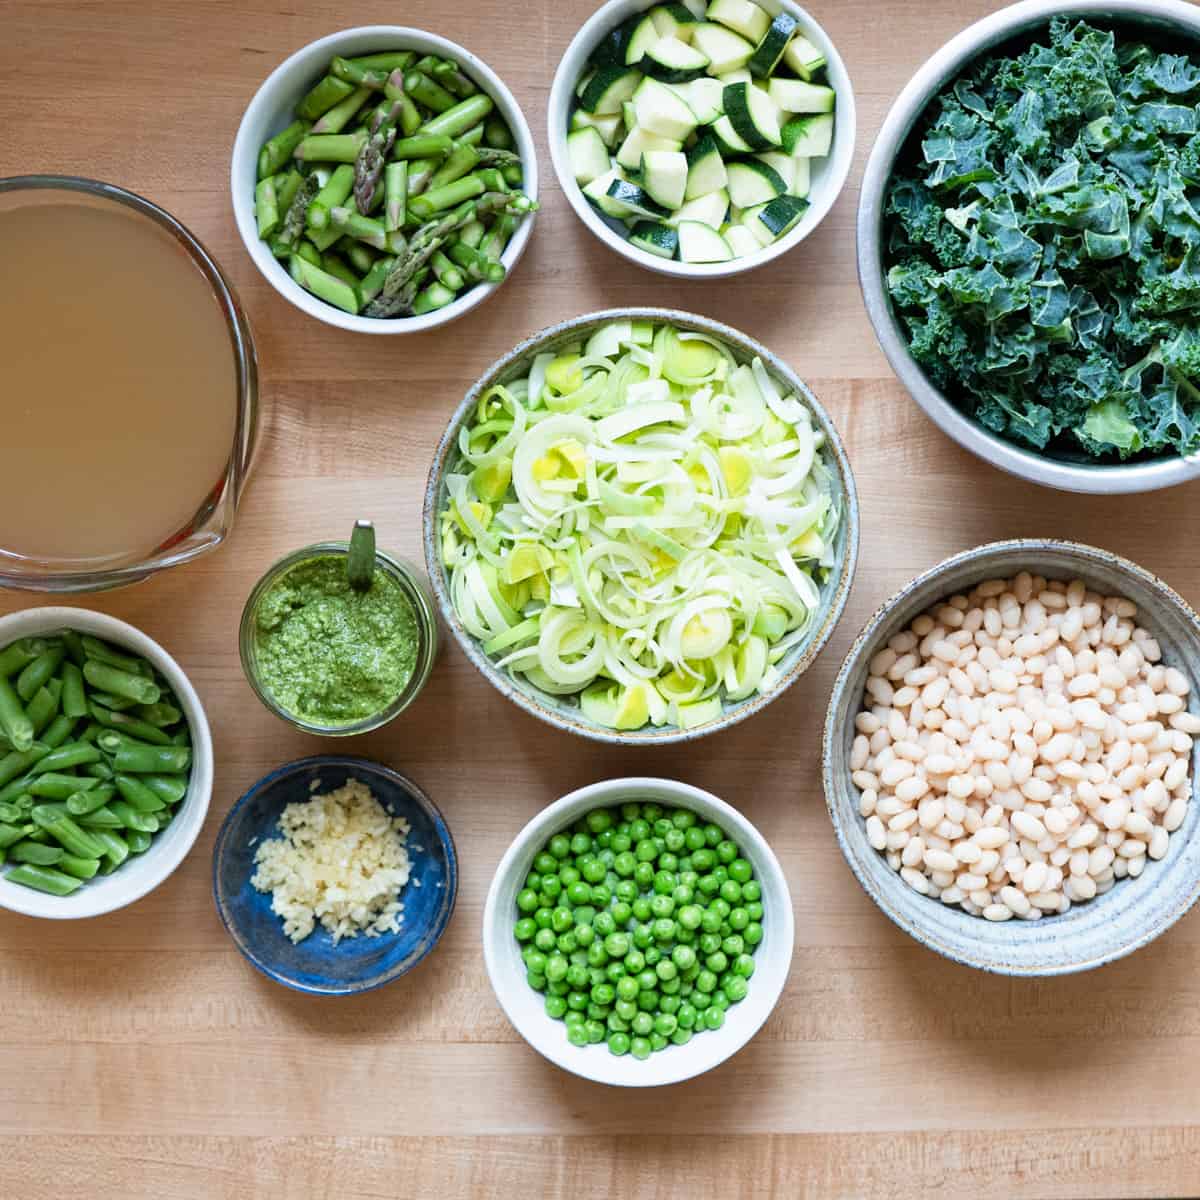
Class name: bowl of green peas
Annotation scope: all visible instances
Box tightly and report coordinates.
[0,608,212,920]
[483,777,793,1087]
[231,26,539,333]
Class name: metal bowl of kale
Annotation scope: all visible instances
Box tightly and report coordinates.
[858,0,1200,493]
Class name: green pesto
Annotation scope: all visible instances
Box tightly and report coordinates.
[254,556,419,725]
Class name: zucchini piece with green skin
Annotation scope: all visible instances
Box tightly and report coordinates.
[632,76,699,141]
[782,112,834,157]
[641,149,689,209]
[623,13,662,65]
[589,15,638,67]
[710,113,754,156]
[669,77,724,124]
[724,223,762,258]
[741,193,808,246]
[641,37,711,83]
[677,220,733,262]
[726,159,786,208]
[583,167,632,217]
[783,34,827,80]
[570,109,624,146]
[748,11,797,77]
[651,3,699,41]
[723,81,781,149]
[580,66,642,114]
[684,132,728,200]
[629,220,680,259]
[768,78,836,114]
[756,150,809,196]
[705,0,770,44]
[690,22,754,75]
[667,188,729,229]
[567,127,612,185]
[605,178,672,220]
[616,126,682,171]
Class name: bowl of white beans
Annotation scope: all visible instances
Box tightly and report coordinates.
[822,539,1200,975]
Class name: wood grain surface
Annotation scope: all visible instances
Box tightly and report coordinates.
[4,2,1200,1197]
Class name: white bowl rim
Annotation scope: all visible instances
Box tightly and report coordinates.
[0,607,213,920]
[482,776,795,1086]
[231,24,538,335]
[547,0,857,279]
[856,0,1200,494]
[821,537,1200,975]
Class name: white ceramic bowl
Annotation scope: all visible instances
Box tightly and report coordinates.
[548,0,856,279]
[0,608,213,920]
[483,777,794,1086]
[232,26,538,334]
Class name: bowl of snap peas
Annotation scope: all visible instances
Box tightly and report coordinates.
[0,608,213,920]
[232,26,539,333]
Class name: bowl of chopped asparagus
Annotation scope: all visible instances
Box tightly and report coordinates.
[232,27,539,333]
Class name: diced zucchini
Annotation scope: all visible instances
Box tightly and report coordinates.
[651,3,699,42]
[606,178,672,219]
[642,37,711,82]
[680,0,707,16]
[725,224,762,258]
[633,76,699,140]
[669,77,724,124]
[710,114,753,155]
[726,159,786,208]
[783,34,827,80]
[716,67,753,85]
[741,193,807,246]
[590,16,638,68]
[567,127,612,186]
[722,80,781,149]
[748,11,797,77]
[755,150,803,195]
[789,153,811,197]
[629,219,680,259]
[570,109,624,147]
[641,148,689,209]
[668,188,729,228]
[616,126,682,170]
[684,132,728,199]
[624,13,663,66]
[706,0,770,44]
[583,167,631,217]
[576,69,595,100]
[677,220,733,262]
[768,78,836,114]
[580,66,642,114]
[781,112,834,157]
[690,22,754,75]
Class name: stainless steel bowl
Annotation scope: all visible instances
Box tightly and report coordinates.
[857,0,1200,495]
[823,539,1200,975]
[422,308,859,746]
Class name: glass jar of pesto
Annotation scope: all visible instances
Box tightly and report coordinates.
[239,539,438,735]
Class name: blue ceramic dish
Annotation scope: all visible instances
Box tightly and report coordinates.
[212,756,457,995]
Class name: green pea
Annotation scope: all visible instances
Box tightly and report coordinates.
[671,1027,693,1046]
[565,1008,586,1027]
[615,998,637,1022]
[514,917,536,941]
[608,1032,631,1056]
[604,932,630,958]
[548,906,570,933]
[706,951,729,975]
[729,906,750,931]
[655,959,677,982]
[672,808,696,829]
[724,976,749,1003]
[559,865,581,885]
[697,873,719,896]
[549,833,571,859]
[633,861,654,888]
[534,929,556,953]
[631,1011,653,1036]
[620,803,640,822]
[711,897,731,920]
[591,883,612,906]
[567,1022,589,1046]
[614,850,636,876]
[678,904,702,930]
[574,922,595,946]
[567,964,588,989]
[569,832,590,855]
[734,953,755,978]
[611,900,632,925]
[517,888,538,912]
[728,857,752,883]
[699,932,721,955]
[586,941,608,967]
[723,934,746,957]
[718,880,741,904]
[587,1002,611,1021]
[745,922,763,947]
[709,989,730,1012]
[673,884,694,905]
[593,911,616,937]
[637,989,659,1012]
[527,970,547,991]
[649,895,674,919]
[634,840,657,862]
[625,949,645,973]
[567,990,588,1011]
[650,1032,668,1051]
[567,881,591,905]
[541,875,562,900]
[611,832,632,853]
[631,1036,652,1060]
[586,808,613,833]
[605,962,626,984]
[684,827,706,851]
[615,879,637,902]
[585,1019,606,1044]
[546,954,568,982]
[652,870,674,895]
[632,898,652,923]
[597,829,614,849]
[616,974,639,1001]
[660,993,681,1015]
[711,865,729,886]
[545,994,568,1019]
[680,869,699,887]
[696,970,717,994]
[535,852,558,875]
[629,819,649,841]
[607,1012,629,1033]
[534,908,554,929]
[582,858,606,883]
[664,828,685,853]
[678,1002,698,1028]
[676,927,697,946]
[700,907,722,933]
[704,1006,725,1031]
[642,803,662,822]
[659,853,679,873]
[703,823,722,847]
[643,945,660,967]
[653,1012,677,1036]
[742,879,761,901]
[524,947,548,973]
[671,944,696,971]
[747,901,763,921]
[652,918,675,942]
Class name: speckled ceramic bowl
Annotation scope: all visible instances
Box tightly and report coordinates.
[823,539,1200,975]
[422,307,859,745]
[212,756,457,995]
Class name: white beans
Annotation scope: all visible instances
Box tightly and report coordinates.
[849,572,1194,920]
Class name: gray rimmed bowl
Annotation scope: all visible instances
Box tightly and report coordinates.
[823,539,1200,975]
[422,307,859,745]
[857,0,1200,495]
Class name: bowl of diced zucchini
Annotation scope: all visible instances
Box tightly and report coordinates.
[548,0,854,276]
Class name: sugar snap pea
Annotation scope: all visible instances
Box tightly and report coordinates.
[82,660,160,706]
[5,863,81,895]
[10,840,64,866]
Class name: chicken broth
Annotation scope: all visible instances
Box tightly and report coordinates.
[0,198,238,564]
